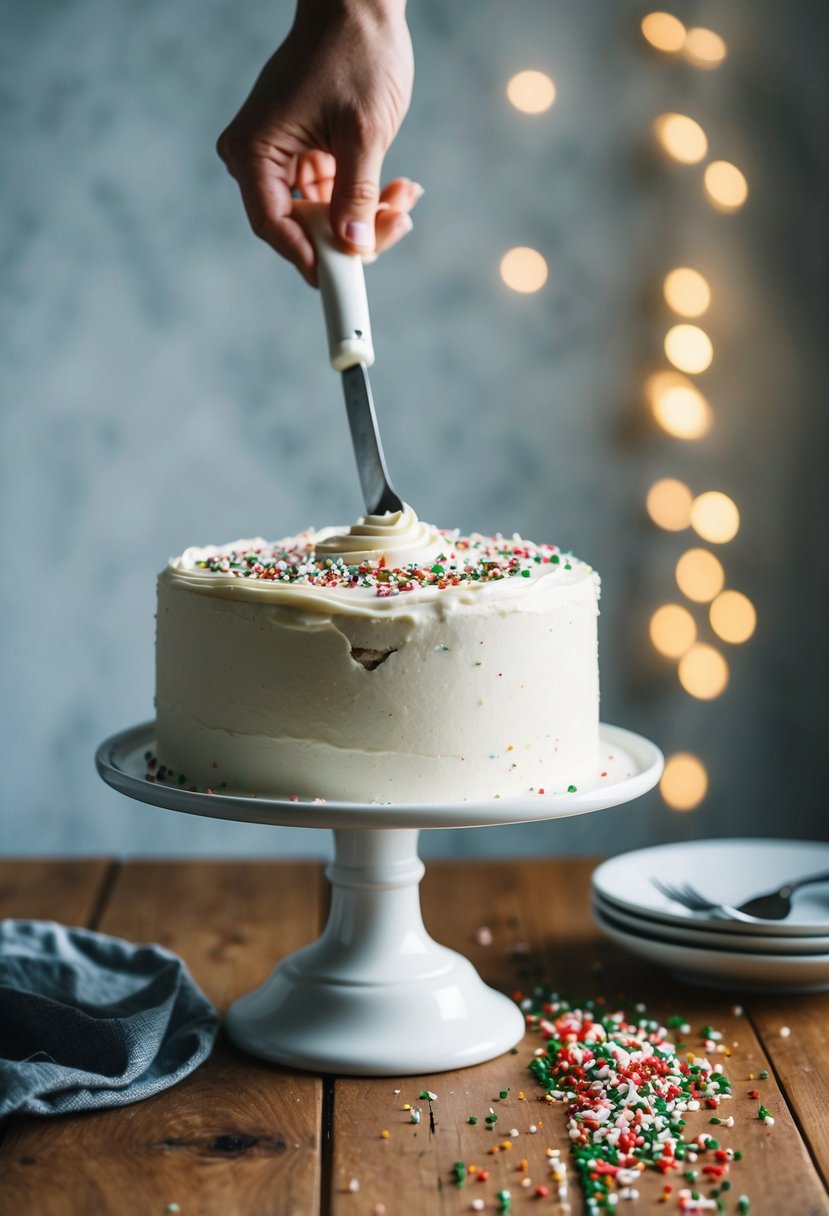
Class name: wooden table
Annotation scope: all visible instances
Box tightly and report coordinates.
[0,858,827,1215]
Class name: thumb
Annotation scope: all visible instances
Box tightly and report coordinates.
[329,140,384,253]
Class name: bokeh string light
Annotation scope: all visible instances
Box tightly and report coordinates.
[646,477,694,530]
[663,267,711,317]
[704,161,749,211]
[507,69,556,114]
[500,246,548,293]
[642,12,753,812]
[654,113,708,164]
[647,372,712,439]
[660,753,709,810]
[664,323,713,374]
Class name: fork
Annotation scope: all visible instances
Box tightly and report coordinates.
[652,872,829,922]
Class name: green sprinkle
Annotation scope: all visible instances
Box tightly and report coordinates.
[499,1089,509,1099]
[521,569,531,577]
[758,1069,769,1079]
[709,1116,722,1124]
[738,1197,750,1214]
[485,1114,498,1124]
[721,1180,731,1192]
[431,565,445,575]
[468,1116,478,1125]
[419,1090,437,1101]
[453,1161,465,1187]
[567,784,577,793]
[757,1104,771,1121]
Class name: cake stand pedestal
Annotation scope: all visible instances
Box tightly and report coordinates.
[96,722,662,1075]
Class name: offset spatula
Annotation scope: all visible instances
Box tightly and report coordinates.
[294,201,404,516]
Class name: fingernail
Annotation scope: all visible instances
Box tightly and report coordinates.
[394,213,414,235]
[412,182,425,200]
[345,220,373,249]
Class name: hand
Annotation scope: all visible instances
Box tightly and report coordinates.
[217,0,418,285]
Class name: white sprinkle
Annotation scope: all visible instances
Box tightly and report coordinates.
[510,1128,520,1138]
[764,1115,775,1126]
[779,1025,791,1037]
[348,1177,360,1192]
[529,1123,538,1133]
[472,1200,485,1212]
[732,1004,744,1016]
[476,926,493,946]
[635,1002,646,1013]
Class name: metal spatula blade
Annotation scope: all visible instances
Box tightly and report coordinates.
[341,364,403,516]
[293,200,404,517]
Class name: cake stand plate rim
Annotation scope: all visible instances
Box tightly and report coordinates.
[96,721,663,829]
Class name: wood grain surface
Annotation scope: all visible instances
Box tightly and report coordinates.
[0,857,827,1215]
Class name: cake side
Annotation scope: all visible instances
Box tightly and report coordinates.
[155,508,600,802]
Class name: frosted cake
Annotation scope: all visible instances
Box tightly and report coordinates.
[155,506,600,802]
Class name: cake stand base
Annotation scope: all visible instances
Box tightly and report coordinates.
[225,828,524,1074]
[97,720,663,1074]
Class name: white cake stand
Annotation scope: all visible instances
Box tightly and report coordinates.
[96,721,662,1075]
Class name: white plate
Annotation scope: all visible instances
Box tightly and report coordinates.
[592,901,829,993]
[592,839,829,938]
[591,891,829,956]
[96,720,662,830]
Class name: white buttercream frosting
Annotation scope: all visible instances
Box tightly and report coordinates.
[166,504,599,617]
[155,507,601,802]
[314,504,443,566]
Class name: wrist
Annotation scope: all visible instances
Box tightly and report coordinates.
[296,0,407,24]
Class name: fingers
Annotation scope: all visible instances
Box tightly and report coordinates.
[295,150,335,204]
[373,178,423,257]
[236,155,318,285]
[328,138,385,254]
[378,177,424,212]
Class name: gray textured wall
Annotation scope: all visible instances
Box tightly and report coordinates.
[2,0,827,859]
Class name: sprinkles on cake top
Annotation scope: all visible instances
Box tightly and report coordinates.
[191,530,577,598]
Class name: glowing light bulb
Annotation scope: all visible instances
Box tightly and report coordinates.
[660,753,709,810]
[654,113,708,164]
[691,491,740,543]
[704,161,749,211]
[500,247,548,293]
[650,604,697,658]
[663,268,711,317]
[675,548,725,602]
[646,478,693,531]
[647,371,712,439]
[665,323,713,374]
[507,70,556,114]
[710,590,756,644]
[678,643,729,699]
[684,27,727,67]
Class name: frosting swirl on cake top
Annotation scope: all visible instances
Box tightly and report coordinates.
[166,504,598,614]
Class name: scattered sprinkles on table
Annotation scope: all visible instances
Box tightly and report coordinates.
[522,997,745,1213]
[190,531,577,599]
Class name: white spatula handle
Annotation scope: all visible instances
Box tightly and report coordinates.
[293,200,375,371]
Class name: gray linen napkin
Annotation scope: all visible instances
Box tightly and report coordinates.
[0,919,218,1118]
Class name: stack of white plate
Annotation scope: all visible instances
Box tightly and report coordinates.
[591,839,829,992]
